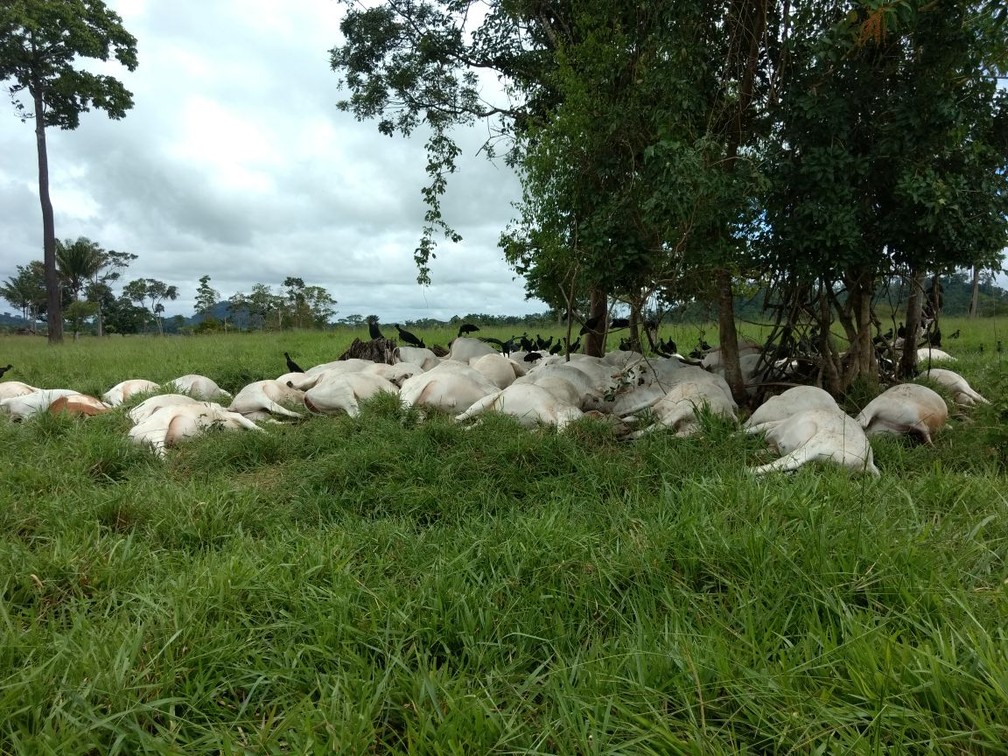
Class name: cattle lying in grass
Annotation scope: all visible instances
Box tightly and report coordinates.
[750,408,880,476]
[455,383,584,431]
[916,347,956,363]
[303,373,398,416]
[744,386,840,431]
[856,383,948,444]
[469,353,524,389]
[921,368,989,407]
[128,394,203,424]
[48,394,110,417]
[129,402,262,456]
[229,380,305,420]
[399,365,497,414]
[0,381,37,400]
[587,365,732,419]
[1,389,83,420]
[363,361,422,387]
[102,379,161,406]
[448,337,497,363]
[395,346,440,370]
[167,374,232,402]
[631,380,737,437]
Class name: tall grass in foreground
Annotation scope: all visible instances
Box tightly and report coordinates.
[0,322,1006,752]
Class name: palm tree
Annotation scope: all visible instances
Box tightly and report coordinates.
[56,237,102,302]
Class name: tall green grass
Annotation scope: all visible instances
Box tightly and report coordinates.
[0,318,1006,752]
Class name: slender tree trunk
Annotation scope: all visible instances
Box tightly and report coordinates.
[969,265,980,319]
[716,269,746,404]
[585,287,607,357]
[34,86,62,344]
[899,269,924,379]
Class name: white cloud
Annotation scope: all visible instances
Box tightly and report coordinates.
[0,0,546,321]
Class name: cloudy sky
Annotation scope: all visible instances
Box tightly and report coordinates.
[0,0,544,322]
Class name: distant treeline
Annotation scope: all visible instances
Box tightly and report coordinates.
[3,272,1005,335]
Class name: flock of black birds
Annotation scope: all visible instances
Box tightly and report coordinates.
[276,314,1000,381]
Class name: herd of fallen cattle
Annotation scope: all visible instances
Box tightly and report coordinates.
[0,337,991,476]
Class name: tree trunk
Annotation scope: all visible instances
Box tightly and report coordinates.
[716,269,747,405]
[584,288,607,357]
[899,269,924,379]
[969,265,980,319]
[34,86,62,344]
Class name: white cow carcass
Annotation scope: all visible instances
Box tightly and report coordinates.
[128,394,203,424]
[916,347,956,363]
[166,374,232,402]
[305,358,375,377]
[744,386,840,431]
[749,408,879,476]
[395,346,441,370]
[921,368,989,407]
[399,368,496,414]
[1,389,83,420]
[129,402,262,457]
[48,394,111,417]
[229,380,306,420]
[469,353,523,389]
[633,380,737,437]
[102,379,161,406]
[455,383,584,431]
[856,383,948,444]
[0,381,38,400]
[303,372,398,416]
[447,337,497,363]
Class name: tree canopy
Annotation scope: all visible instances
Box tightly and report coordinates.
[0,0,138,343]
[332,0,1008,394]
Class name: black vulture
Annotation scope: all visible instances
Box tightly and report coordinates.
[458,323,480,337]
[524,351,543,363]
[284,352,304,373]
[698,338,712,351]
[480,336,508,354]
[0,364,11,379]
[896,322,906,339]
[568,337,581,353]
[579,315,602,335]
[948,329,960,339]
[536,335,553,350]
[549,341,563,355]
[395,323,425,348]
[368,319,384,340]
[519,334,534,351]
[609,318,630,329]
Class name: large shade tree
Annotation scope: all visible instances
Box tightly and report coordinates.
[760,0,1008,392]
[0,0,138,344]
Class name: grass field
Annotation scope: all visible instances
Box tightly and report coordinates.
[1,317,1006,752]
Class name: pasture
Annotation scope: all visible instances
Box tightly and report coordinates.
[1,320,1006,752]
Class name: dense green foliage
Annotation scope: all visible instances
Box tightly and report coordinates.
[0,324,1006,751]
[332,0,1008,390]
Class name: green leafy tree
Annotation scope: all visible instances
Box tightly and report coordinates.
[123,278,179,335]
[84,247,136,336]
[0,0,138,344]
[761,0,1008,390]
[0,261,46,329]
[64,299,98,340]
[193,274,221,330]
